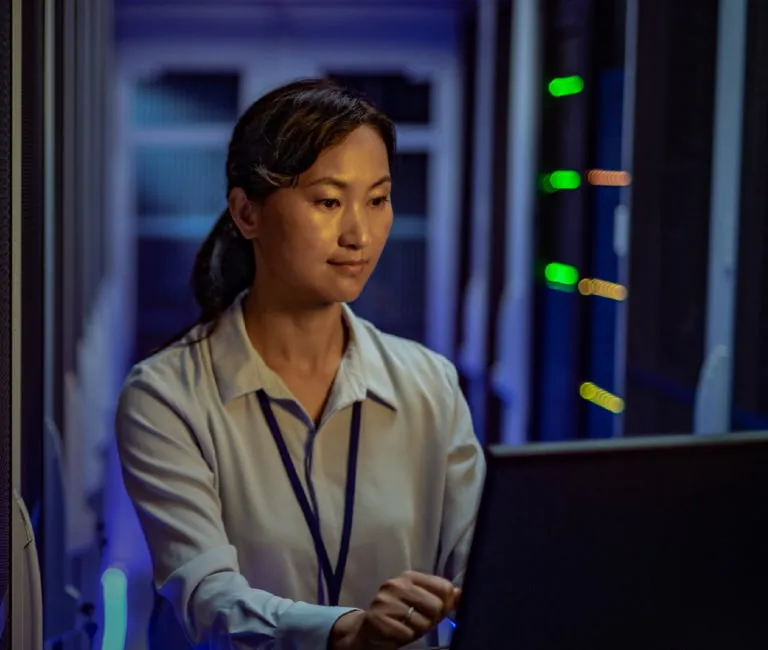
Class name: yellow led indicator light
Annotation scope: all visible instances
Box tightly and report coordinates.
[578,278,627,301]
[548,75,584,97]
[587,169,632,187]
[580,382,625,414]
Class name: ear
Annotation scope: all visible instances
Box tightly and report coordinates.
[228,188,260,240]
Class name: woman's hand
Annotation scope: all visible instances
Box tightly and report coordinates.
[330,570,459,650]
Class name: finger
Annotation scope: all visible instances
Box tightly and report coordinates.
[368,592,426,645]
[381,575,445,622]
[404,571,455,609]
[400,605,434,635]
[366,610,418,646]
[400,585,446,622]
[451,587,461,610]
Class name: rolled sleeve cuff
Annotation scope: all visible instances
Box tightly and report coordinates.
[158,545,240,618]
[278,603,359,650]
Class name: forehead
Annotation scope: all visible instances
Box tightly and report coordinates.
[301,126,390,181]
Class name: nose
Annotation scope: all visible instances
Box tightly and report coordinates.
[338,202,371,250]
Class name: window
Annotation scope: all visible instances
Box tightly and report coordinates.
[392,152,430,215]
[326,72,431,124]
[353,240,427,342]
[133,71,241,127]
[135,145,226,218]
[130,69,242,360]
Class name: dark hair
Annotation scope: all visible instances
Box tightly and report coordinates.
[161,78,396,350]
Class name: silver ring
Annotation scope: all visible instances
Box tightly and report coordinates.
[404,606,415,624]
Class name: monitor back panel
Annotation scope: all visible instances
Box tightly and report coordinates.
[453,434,768,650]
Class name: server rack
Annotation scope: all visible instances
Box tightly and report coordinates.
[622,0,719,436]
[529,0,627,442]
[456,0,512,445]
[732,0,768,432]
[0,0,13,645]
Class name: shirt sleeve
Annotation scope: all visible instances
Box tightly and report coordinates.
[116,368,355,650]
[436,362,486,587]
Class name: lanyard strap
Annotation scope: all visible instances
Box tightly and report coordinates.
[257,390,362,607]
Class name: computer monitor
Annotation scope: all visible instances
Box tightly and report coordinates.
[452,432,768,650]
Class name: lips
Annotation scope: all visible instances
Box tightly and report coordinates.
[328,260,368,276]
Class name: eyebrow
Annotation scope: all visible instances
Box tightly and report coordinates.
[307,175,392,190]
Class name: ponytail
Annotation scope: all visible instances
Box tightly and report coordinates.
[191,208,255,323]
[154,208,254,353]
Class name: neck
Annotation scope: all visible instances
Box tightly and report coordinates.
[242,288,346,376]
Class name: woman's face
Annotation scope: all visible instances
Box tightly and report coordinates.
[248,125,393,307]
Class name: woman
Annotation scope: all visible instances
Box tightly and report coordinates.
[116,78,485,650]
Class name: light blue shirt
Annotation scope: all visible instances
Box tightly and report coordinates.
[116,294,485,650]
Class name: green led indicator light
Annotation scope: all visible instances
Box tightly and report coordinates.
[550,170,581,190]
[548,75,584,97]
[545,262,579,287]
[540,170,581,193]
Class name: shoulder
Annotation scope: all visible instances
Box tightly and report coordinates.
[115,327,222,473]
[352,314,460,400]
[118,324,212,417]
[350,314,476,447]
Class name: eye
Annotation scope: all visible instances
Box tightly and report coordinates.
[316,198,341,210]
[371,195,391,208]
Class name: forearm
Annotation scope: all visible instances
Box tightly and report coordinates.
[160,547,355,650]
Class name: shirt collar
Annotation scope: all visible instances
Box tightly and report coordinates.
[209,293,398,410]
[340,302,398,410]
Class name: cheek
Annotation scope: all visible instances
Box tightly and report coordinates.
[271,215,334,256]
[372,213,394,244]
[267,225,339,285]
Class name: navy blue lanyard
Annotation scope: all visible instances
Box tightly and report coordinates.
[257,390,362,607]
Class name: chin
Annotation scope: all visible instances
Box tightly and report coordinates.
[329,286,366,305]
[321,279,369,305]
[309,266,374,305]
